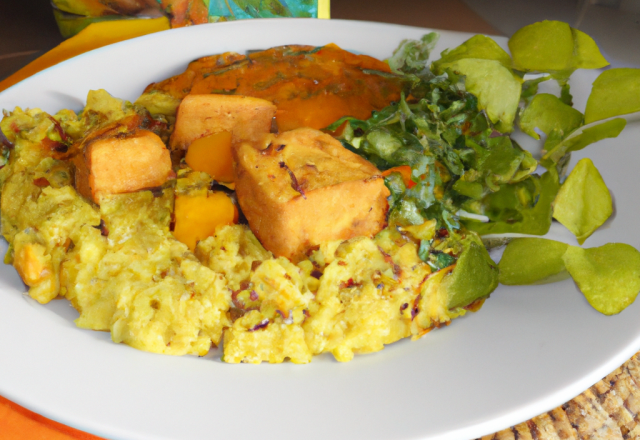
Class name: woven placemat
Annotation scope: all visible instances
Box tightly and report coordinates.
[478,353,640,440]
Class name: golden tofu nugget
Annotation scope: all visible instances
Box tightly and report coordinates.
[234,128,390,262]
[74,128,172,204]
[169,94,276,151]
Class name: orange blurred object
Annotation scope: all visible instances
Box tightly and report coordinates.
[382,165,416,188]
[0,394,105,440]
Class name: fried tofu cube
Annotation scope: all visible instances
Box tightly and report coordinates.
[169,94,277,151]
[233,127,390,262]
[74,129,172,204]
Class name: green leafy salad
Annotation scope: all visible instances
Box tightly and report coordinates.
[327,20,640,315]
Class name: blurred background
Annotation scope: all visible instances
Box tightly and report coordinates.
[1,0,639,82]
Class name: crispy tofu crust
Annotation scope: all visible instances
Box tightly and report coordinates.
[74,129,172,204]
[169,94,276,151]
[234,127,390,262]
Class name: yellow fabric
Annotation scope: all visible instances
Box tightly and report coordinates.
[0,17,170,93]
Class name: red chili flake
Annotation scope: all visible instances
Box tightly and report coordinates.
[231,290,245,309]
[251,260,262,271]
[41,137,68,153]
[337,261,347,266]
[47,116,71,143]
[190,292,195,299]
[249,319,269,332]
[463,298,485,312]
[437,228,449,238]
[33,177,50,187]
[249,290,259,301]
[339,278,356,289]
[411,294,422,320]
[93,219,109,237]
[239,280,251,290]
[377,246,402,278]
[311,269,323,279]
[279,161,306,199]
[0,129,14,150]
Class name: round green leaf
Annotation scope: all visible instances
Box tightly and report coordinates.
[519,93,584,140]
[585,68,640,124]
[499,238,570,285]
[553,158,612,244]
[448,58,521,132]
[509,21,574,72]
[564,244,640,315]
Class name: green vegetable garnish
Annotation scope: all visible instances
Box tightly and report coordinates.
[519,93,583,150]
[498,238,570,285]
[323,21,635,312]
[508,20,608,73]
[444,236,498,309]
[584,68,640,124]
[564,244,640,315]
[432,34,512,71]
[553,158,612,244]
[445,58,521,132]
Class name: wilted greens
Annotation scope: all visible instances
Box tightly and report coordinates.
[326,20,640,315]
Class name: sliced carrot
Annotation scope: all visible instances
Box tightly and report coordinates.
[382,165,416,188]
[173,191,238,251]
[184,131,234,183]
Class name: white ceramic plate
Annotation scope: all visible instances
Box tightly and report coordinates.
[1,18,639,440]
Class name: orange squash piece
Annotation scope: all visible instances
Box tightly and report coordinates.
[173,192,238,251]
[184,131,234,182]
[382,165,416,188]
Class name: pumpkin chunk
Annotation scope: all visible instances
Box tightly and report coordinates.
[173,191,239,251]
[185,131,234,183]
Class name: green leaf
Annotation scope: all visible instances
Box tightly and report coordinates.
[564,244,640,315]
[519,93,583,141]
[498,238,570,285]
[432,34,512,73]
[553,158,612,244]
[572,28,609,69]
[464,169,559,236]
[508,20,608,73]
[444,234,499,308]
[387,33,440,74]
[446,59,521,132]
[509,21,575,72]
[584,68,640,124]
[541,118,627,167]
